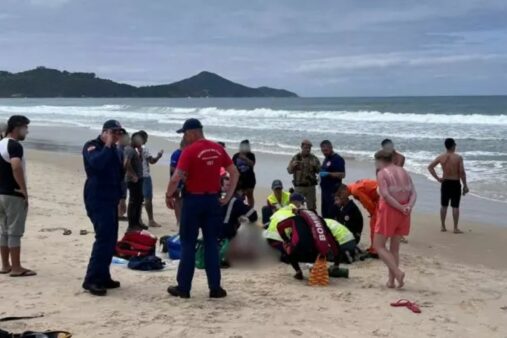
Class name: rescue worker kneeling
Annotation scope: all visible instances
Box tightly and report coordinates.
[219,176,258,267]
[276,209,344,281]
[263,193,305,261]
[261,179,291,227]
[324,218,360,264]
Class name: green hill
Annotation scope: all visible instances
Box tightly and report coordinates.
[0,67,298,98]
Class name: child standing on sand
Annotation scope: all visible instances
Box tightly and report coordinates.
[373,150,417,289]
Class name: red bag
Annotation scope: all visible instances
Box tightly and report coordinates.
[122,230,157,247]
[115,230,157,259]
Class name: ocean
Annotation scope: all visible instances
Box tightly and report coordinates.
[0,96,506,203]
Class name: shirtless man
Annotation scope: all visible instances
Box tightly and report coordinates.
[381,139,405,167]
[428,138,469,233]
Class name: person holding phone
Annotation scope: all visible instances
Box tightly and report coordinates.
[82,120,126,296]
[232,140,256,208]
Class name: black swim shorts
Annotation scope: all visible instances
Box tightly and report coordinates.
[441,180,461,208]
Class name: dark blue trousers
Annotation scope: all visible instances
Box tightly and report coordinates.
[321,188,336,219]
[84,201,119,285]
[177,194,221,294]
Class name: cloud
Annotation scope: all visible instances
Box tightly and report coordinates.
[1,0,506,95]
[295,53,507,73]
[30,0,70,7]
[408,54,504,66]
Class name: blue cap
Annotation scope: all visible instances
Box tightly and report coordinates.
[177,118,203,134]
[271,180,283,190]
[103,119,122,131]
[290,193,305,202]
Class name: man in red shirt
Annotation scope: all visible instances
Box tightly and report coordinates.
[165,118,239,299]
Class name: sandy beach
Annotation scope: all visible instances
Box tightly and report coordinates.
[2,0,507,336]
[1,137,507,337]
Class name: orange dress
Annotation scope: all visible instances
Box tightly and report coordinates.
[375,165,416,237]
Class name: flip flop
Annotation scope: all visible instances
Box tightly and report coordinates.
[390,299,421,314]
[10,270,37,278]
[21,331,72,338]
[0,268,11,274]
[0,314,44,322]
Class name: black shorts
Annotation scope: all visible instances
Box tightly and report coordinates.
[441,180,461,208]
[238,175,256,190]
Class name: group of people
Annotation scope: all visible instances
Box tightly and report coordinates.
[260,138,414,286]
[116,129,164,231]
[0,114,469,300]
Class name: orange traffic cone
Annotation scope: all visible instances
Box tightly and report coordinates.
[308,255,329,286]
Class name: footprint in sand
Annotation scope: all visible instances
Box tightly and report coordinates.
[290,329,303,336]
[371,329,390,337]
[430,315,458,324]
[420,301,434,308]
[459,298,485,313]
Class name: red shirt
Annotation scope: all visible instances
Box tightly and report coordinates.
[177,139,233,193]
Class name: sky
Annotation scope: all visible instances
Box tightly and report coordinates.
[0,0,506,96]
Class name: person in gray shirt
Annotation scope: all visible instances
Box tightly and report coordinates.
[124,132,145,231]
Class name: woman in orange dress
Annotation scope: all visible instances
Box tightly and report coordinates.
[373,150,417,289]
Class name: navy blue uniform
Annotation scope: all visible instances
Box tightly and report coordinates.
[175,138,233,295]
[336,199,364,245]
[82,137,124,286]
[220,194,258,240]
[320,153,345,218]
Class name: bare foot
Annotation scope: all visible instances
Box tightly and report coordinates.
[386,280,395,289]
[453,229,464,234]
[396,271,405,289]
[400,237,408,244]
[149,221,162,228]
[441,227,447,232]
